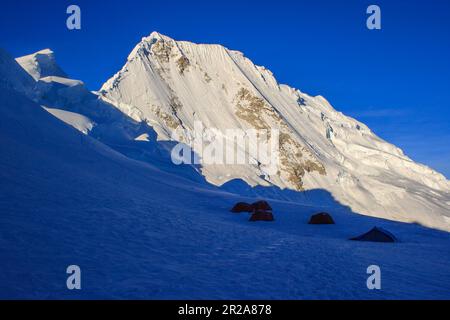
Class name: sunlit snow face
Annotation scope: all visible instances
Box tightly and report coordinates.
[170,121,280,175]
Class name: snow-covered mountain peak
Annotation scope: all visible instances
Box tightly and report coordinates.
[99,33,450,231]
[127,32,180,61]
[35,48,54,55]
[146,31,170,42]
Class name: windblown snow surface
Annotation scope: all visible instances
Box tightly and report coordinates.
[1,34,450,299]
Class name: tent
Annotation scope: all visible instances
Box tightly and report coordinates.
[230,202,253,213]
[249,210,274,222]
[350,227,397,243]
[252,200,272,212]
[308,212,335,225]
[231,200,275,221]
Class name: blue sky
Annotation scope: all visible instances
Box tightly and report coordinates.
[1,0,449,177]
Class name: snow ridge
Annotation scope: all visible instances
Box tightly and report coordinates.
[16,49,67,81]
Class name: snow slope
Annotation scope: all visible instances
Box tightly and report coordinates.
[1,72,450,299]
[99,32,450,231]
[0,48,35,95]
[14,49,210,185]
[43,107,95,134]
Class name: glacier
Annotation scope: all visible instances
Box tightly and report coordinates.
[1,31,450,299]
